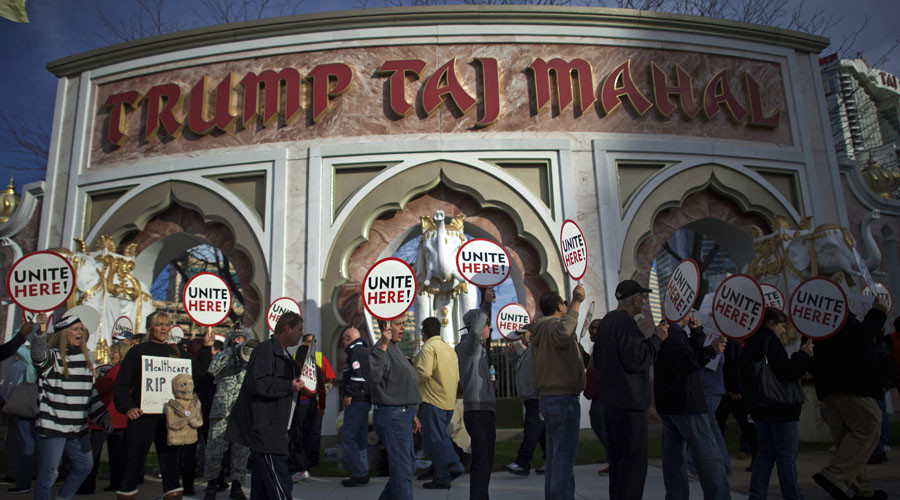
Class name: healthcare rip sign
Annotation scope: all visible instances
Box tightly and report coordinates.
[140,356,193,413]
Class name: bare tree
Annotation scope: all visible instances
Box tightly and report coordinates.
[0,109,49,172]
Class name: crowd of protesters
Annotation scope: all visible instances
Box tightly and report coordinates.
[0,271,898,500]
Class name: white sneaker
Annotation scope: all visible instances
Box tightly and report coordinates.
[828,445,836,454]
[885,445,892,452]
[292,471,310,482]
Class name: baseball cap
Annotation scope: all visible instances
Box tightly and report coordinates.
[615,279,653,300]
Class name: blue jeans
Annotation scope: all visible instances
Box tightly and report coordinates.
[689,395,732,476]
[14,417,36,489]
[341,400,371,478]
[660,414,731,500]
[419,402,463,484]
[373,405,416,500]
[541,395,580,500]
[35,434,93,500]
[875,397,891,453]
[750,420,801,500]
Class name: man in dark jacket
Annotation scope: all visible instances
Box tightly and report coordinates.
[595,279,668,500]
[654,315,728,500]
[225,312,304,500]
[339,327,371,487]
[810,300,888,500]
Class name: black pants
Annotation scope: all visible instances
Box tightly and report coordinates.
[106,429,127,490]
[120,414,182,494]
[604,408,648,500]
[288,400,317,473]
[179,441,198,491]
[464,410,496,500]
[250,451,292,500]
[515,399,546,471]
[715,394,759,457]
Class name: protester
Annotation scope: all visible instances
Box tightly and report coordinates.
[811,299,889,500]
[339,327,372,487]
[595,279,668,500]
[717,339,758,471]
[739,306,813,500]
[5,340,37,495]
[584,318,608,474]
[204,326,254,500]
[114,311,212,500]
[696,345,732,475]
[290,333,335,482]
[225,312,305,500]
[414,316,464,489]
[370,316,422,500]
[79,340,132,494]
[654,313,729,500]
[30,310,110,500]
[529,283,585,500]
[0,318,29,360]
[457,287,497,500]
[505,328,546,477]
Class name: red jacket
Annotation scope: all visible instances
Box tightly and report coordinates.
[91,364,128,430]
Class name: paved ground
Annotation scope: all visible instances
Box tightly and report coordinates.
[6,448,897,499]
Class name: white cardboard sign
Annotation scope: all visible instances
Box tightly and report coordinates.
[496,303,531,340]
[6,250,75,312]
[664,259,700,323]
[112,315,134,338]
[267,297,302,332]
[789,277,848,340]
[712,274,765,340]
[183,272,232,327]
[140,356,193,413]
[863,282,894,313]
[851,247,876,293]
[559,219,587,281]
[362,257,417,321]
[760,284,785,311]
[456,238,511,287]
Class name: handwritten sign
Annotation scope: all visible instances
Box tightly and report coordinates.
[456,238,511,287]
[362,257,417,321]
[760,284,785,310]
[712,274,764,340]
[140,356,193,413]
[863,282,893,313]
[6,250,75,312]
[851,247,876,293]
[112,316,134,338]
[559,219,587,281]
[183,272,232,327]
[267,297,302,332]
[789,277,848,340]
[496,303,531,340]
[664,259,699,323]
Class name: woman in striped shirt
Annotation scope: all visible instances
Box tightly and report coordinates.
[31,310,110,500]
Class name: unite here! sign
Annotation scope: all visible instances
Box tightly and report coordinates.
[712,274,764,340]
[496,303,531,340]
[790,277,849,339]
[761,284,786,310]
[559,219,587,281]
[6,250,75,312]
[664,259,699,323]
[267,297,302,332]
[456,239,511,287]
[140,355,193,413]
[362,257,417,321]
[183,272,232,327]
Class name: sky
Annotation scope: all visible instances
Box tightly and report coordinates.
[1,0,899,193]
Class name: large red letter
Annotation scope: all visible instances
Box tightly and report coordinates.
[600,60,653,116]
[143,83,184,141]
[475,57,501,127]
[422,59,477,116]
[377,60,426,117]
[651,62,700,119]
[702,70,748,122]
[187,74,238,135]
[104,91,140,146]
[241,69,303,128]
[744,73,780,128]
[528,58,596,115]
[307,63,353,123]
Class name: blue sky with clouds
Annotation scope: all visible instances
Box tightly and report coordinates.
[1,0,898,191]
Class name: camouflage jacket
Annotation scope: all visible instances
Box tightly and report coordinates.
[208,347,248,420]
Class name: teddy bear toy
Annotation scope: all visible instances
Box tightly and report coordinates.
[165,373,203,445]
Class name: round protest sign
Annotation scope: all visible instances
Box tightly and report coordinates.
[456,238,511,287]
[760,284,785,310]
[863,282,893,313]
[559,219,587,281]
[789,277,848,339]
[6,250,75,312]
[168,325,186,340]
[664,259,700,323]
[267,297,302,332]
[182,272,232,327]
[112,315,134,338]
[362,257,417,321]
[712,274,765,340]
[496,303,531,340]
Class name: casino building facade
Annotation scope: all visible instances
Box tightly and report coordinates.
[4,6,900,429]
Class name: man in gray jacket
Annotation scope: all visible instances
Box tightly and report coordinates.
[369,317,422,500]
[456,287,496,500]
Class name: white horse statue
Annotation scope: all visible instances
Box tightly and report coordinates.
[413,211,478,345]
[55,236,155,359]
